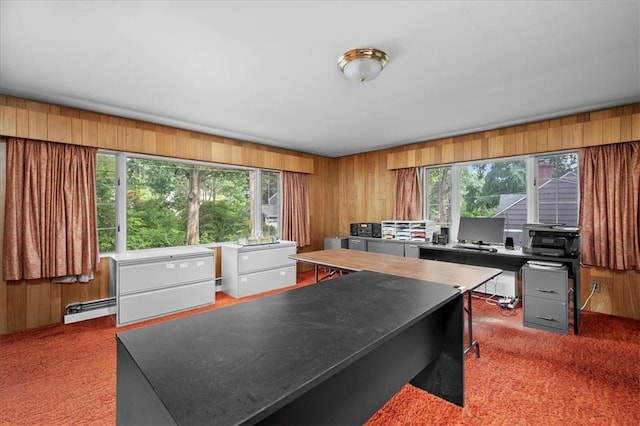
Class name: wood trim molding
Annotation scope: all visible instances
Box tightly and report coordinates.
[387,104,640,169]
[0,95,316,174]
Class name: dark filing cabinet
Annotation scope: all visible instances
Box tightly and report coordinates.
[522,264,569,334]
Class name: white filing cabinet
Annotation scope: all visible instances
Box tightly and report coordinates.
[522,264,569,334]
[109,246,216,326]
[221,240,297,298]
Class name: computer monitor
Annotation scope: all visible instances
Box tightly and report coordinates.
[457,217,506,245]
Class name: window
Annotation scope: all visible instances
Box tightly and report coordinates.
[422,150,578,246]
[95,152,280,253]
[96,152,117,253]
[461,159,527,244]
[536,153,578,227]
[260,170,280,238]
[424,166,452,228]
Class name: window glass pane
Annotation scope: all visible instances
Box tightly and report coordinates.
[96,152,117,253]
[199,169,252,244]
[126,157,251,250]
[537,153,578,226]
[460,159,527,244]
[261,171,280,238]
[425,167,451,228]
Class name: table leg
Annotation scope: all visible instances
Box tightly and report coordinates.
[573,263,580,334]
[314,265,318,283]
[463,291,480,358]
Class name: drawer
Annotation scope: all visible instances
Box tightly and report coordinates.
[367,240,405,257]
[404,244,420,259]
[348,238,366,251]
[234,266,297,298]
[523,266,567,302]
[237,246,295,274]
[118,280,215,325]
[523,296,568,333]
[119,255,214,294]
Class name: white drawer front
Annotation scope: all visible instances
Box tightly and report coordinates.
[119,256,214,294]
[236,266,297,298]
[237,246,295,274]
[118,280,215,325]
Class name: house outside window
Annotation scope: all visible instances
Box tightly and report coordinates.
[260,170,280,238]
[536,153,578,227]
[423,150,578,246]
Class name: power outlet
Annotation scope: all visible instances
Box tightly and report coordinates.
[591,281,601,292]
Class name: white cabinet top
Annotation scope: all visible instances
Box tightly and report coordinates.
[109,245,215,262]
[222,240,296,253]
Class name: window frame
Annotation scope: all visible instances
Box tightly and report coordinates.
[422,150,579,245]
[96,150,281,255]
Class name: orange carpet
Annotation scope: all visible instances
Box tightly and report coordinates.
[1,271,639,426]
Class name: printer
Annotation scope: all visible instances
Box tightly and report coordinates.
[521,223,580,258]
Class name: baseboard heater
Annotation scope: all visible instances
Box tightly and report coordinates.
[64,279,222,324]
[64,297,116,324]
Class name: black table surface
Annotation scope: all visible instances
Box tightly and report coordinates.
[116,270,460,425]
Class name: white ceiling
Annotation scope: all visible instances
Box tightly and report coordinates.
[1,1,639,157]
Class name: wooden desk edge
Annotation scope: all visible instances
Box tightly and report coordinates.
[290,250,496,294]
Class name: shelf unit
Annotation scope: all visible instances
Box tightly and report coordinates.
[381,220,435,242]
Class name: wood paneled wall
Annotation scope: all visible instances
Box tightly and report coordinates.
[307,155,339,246]
[1,95,639,334]
[387,105,640,169]
[0,96,332,334]
[334,104,640,321]
[0,96,315,173]
[581,267,640,320]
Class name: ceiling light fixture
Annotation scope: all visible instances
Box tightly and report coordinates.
[337,48,389,82]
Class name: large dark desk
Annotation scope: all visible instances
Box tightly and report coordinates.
[116,271,464,425]
[420,244,581,334]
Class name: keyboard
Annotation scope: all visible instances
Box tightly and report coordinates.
[453,244,498,253]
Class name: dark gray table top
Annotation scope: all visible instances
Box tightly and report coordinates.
[116,270,460,425]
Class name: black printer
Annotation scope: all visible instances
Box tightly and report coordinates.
[521,224,580,258]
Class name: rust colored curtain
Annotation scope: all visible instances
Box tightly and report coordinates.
[579,142,640,270]
[3,138,101,281]
[281,171,311,247]
[393,167,422,220]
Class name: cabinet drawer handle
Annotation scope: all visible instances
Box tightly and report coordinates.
[536,315,555,321]
[535,288,555,293]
